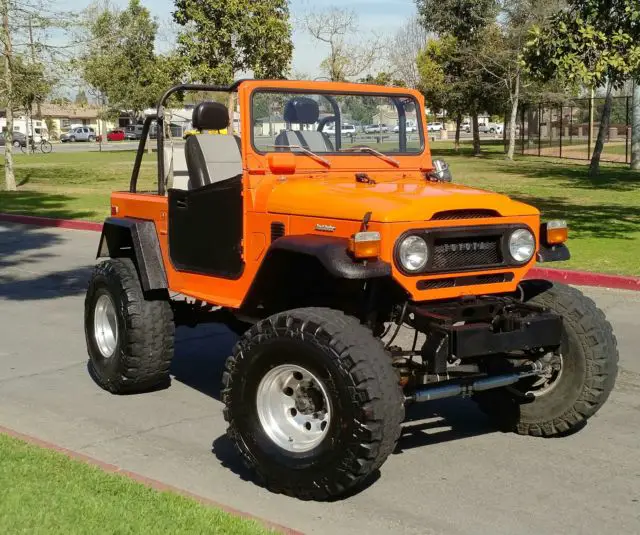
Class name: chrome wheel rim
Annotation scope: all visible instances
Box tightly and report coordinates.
[527,353,564,397]
[93,294,118,358]
[256,364,331,453]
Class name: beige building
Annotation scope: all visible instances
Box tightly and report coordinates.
[0,104,117,140]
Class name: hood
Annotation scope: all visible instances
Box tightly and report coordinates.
[266,177,538,223]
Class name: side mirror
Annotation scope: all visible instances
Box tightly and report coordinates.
[268,152,297,174]
[428,159,452,182]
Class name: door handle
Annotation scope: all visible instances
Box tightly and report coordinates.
[176,199,188,209]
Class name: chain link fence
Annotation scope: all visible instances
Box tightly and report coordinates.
[516,96,633,163]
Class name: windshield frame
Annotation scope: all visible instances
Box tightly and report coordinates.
[249,87,425,158]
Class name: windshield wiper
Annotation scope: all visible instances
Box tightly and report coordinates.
[267,145,331,168]
[339,146,400,167]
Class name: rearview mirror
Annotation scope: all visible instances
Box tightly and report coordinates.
[428,159,452,182]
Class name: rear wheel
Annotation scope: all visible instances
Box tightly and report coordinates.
[85,258,174,394]
[222,307,404,500]
[474,282,618,436]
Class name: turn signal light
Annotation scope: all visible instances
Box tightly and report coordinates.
[544,220,568,244]
[349,231,381,259]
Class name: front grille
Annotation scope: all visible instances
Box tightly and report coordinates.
[417,273,514,290]
[431,236,502,270]
[431,209,500,220]
[271,222,285,242]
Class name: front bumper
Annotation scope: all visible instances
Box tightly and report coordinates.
[408,296,563,363]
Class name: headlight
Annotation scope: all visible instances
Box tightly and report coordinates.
[398,235,429,272]
[509,229,535,263]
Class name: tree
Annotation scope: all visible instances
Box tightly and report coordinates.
[416,0,502,155]
[173,0,292,84]
[386,19,429,88]
[417,36,467,149]
[471,1,565,160]
[305,8,380,82]
[524,0,640,175]
[74,89,88,105]
[80,0,182,122]
[417,0,499,38]
[633,83,640,170]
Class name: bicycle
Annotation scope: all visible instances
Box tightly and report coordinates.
[21,137,53,154]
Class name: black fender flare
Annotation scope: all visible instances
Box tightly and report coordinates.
[97,217,167,292]
[241,234,392,309]
[269,235,391,279]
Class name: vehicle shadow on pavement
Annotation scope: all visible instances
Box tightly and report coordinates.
[397,398,496,452]
[170,323,237,401]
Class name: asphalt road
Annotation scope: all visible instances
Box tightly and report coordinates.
[1,222,638,535]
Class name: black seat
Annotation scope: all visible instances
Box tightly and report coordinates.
[185,102,242,189]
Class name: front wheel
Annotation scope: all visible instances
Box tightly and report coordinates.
[40,141,52,154]
[222,308,404,500]
[475,282,618,436]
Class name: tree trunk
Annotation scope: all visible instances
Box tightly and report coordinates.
[632,82,640,170]
[3,1,16,191]
[588,84,613,177]
[471,111,481,156]
[454,113,461,151]
[506,72,520,161]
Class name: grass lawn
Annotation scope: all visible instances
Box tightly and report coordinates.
[0,433,271,535]
[0,145,638,275]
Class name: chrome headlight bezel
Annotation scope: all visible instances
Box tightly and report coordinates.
[397,235,430,273]
[508,228,536,264]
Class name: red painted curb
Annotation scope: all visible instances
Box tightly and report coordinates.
[0,212,103,232]
[1,211,638,292]
[0,425,303,535]
[528,267,640,292]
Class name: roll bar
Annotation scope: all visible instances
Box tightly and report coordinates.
[129,83,240,195]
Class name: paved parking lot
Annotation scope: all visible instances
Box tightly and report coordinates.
[1,222,639,535]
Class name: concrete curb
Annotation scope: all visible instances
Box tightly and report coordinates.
[2,212,639,292]
[0,425,303,535]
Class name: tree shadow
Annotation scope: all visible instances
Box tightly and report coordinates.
[496,158,640,193]
[0,191,95,220]
[506,195,640,240]
[0,222,94,300]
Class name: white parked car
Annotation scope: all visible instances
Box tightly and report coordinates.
[393,121,417,133]
[324,123,357,136]
[427,122,444,132]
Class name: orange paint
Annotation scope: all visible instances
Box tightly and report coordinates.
[111,80,543,308]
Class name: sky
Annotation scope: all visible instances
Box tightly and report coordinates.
[67,0,418,78]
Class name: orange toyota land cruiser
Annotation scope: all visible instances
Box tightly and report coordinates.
[85,80,618,500]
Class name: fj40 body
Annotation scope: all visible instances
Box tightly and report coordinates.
[85,79,618,500]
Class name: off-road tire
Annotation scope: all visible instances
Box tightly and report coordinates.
[85,258,174,394]
[475,282,618,436]
[222,307,405,500]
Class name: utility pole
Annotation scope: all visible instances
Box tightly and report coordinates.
[632,82,640,170]
[2,0,16,191]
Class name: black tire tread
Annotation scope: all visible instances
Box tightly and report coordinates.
[222,307,405,500]
[476,283,618,437]
[86,258,174,394]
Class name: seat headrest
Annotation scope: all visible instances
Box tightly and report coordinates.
[192,101,229,131]
[284,97,319,125]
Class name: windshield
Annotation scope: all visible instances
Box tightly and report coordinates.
[252,90,423,155]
